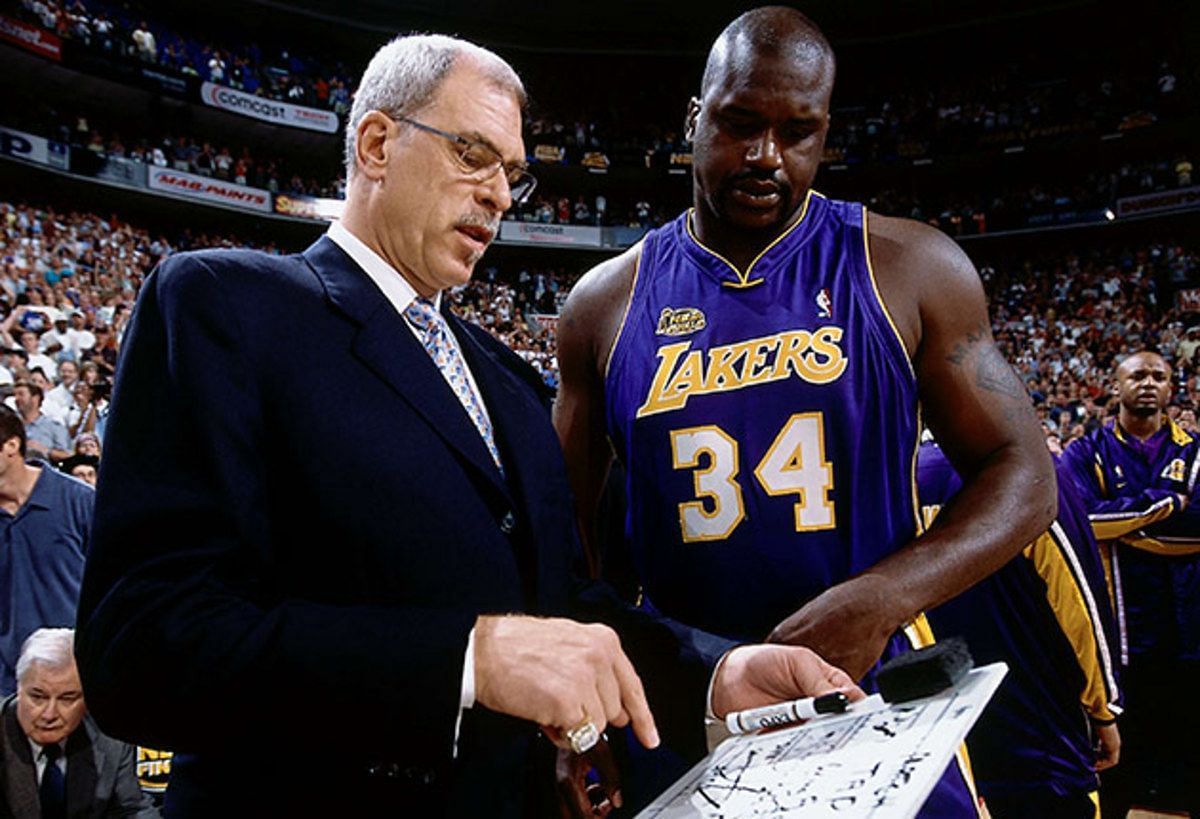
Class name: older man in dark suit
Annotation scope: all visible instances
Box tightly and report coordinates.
[75,33,857,818]
[0,629,157,819]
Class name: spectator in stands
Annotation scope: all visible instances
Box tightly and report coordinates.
[42,360,76,426]
[207,50,226,84]
[64,381,101,441]
[72,432,100,460]
[0,406,94,692]
[18,329,57,380]
[13,381,71,464]
[130,21,155,63]
[1178,326,1200,365]
[0,628,158,817]
[38,312,73,361]
[59,453,98,486]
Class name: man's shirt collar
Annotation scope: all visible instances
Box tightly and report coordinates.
[326,221,442,315]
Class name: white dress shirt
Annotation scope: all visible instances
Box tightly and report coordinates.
[28,738,66,785]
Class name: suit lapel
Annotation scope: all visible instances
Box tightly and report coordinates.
[303,237,508,496]
[65,723,100,817]
[2,701,40,818]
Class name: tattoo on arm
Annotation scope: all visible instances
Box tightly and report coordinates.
[945,322,1036,421]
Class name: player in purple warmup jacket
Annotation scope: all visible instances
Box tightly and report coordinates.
[1060,350,1200,817]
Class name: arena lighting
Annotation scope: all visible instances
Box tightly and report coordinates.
[1104,208,1116,221]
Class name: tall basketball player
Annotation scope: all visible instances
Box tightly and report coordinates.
[553,7,1056,815]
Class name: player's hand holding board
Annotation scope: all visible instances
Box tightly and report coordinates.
[638,639,1005,818]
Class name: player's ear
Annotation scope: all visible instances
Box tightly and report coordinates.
[684,97,701,142]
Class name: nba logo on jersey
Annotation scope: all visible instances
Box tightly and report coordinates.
[816,288,833,318]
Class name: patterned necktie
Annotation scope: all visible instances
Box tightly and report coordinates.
[40,743,66,819]
[404,298,504,473]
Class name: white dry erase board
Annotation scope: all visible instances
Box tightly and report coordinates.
[637,662,1007,819]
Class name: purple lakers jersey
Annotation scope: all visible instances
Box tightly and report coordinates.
[606,192,921,642]
[605,193,978,817]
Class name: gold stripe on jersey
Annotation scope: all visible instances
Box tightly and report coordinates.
[1120,533,1200,556]
[602,241,643,384]
[684,190,817,288]
[902,612,936,649]
[908,411,924,536]
[1089,494,1177,541]
[1025,522,1121,720]
[861,207,916,381]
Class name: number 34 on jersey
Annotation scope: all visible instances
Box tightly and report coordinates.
[670,412,835,543]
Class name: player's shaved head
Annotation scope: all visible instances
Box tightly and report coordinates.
[700,6,835,100]
[1114,349,1172,420]
[1115,349,1169,378]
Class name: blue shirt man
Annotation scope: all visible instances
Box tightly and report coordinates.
[13,381,71,463]
[0,402,94,693]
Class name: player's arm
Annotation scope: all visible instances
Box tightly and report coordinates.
[770,215,1056,680]
[554,246,640,577]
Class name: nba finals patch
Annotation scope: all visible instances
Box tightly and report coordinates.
[656,307,707,337]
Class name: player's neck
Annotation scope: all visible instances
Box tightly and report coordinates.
[1118,409,1165,441]
[691,209,787,274]
[0,461,40,514]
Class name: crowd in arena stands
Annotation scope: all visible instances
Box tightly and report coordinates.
[56,110,345,198]
[5,199,1200,435]
[823,59,1189,166]
[505,191,668,229]
[861,153,1196,236]
[981,240,1200,453]
[14,0,1194,172]
[2,93,1190,236]
[17,0,355,113]
[0,202,293,475]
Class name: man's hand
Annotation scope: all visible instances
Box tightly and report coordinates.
[710,644,864,719]
[1093,721,1120,772]
[767,574,903,681]
[556,738,620,818]
[473,614,660,750]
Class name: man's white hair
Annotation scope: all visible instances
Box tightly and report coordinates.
[16,627,75,685]
[344,34,526,178]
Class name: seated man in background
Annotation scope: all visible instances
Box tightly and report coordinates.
[0,628,158,818]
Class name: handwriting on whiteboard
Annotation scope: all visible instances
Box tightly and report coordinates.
[638,663,1006,819]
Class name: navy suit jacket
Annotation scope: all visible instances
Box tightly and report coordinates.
[75,238,730,817]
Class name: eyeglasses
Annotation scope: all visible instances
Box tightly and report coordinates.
[394,115,537,205]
